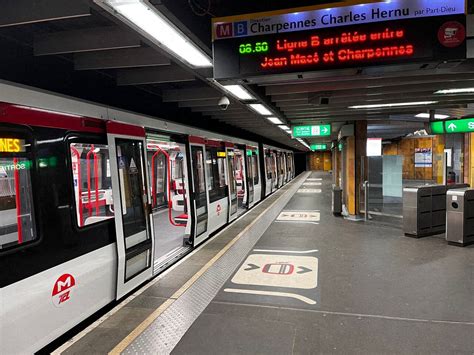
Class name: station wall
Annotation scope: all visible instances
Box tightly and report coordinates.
[308,152,332,171]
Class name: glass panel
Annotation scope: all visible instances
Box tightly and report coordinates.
[252,154,259,185]
[0,155,36,249]
[116,139,148,247]
[70,143,114,227]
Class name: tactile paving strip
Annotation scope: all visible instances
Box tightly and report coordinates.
[123,173,310,354]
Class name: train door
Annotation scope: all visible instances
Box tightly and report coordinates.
[277,153,284,188]
[264,150,273,196]
[251,149,262,204]
[234,146,247,215]
[283,153,288,184]
[205,144,229,234]
[190,141,208,245]
[106,122,153,299]
[271,152,278,191]
[226,146,238,222]
[146,134,191,273]
[245,148,255,208]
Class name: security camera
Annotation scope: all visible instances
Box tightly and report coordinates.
[218,96,230,111]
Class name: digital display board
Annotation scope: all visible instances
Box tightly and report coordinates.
[431,118,474,134]
[293,124,331,137]
[0,138,26,153]
[214,15,466,79]
[311,144,328,151]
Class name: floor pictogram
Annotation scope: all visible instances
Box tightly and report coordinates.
[277,211,320,222]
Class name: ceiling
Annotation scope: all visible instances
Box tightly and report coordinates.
[0,0,307,150]
[1,0,473,151]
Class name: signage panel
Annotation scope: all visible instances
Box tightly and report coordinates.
[444,118,474,134]
[293,125,331,137]
[213,0,465,40]
[214,15,466,79]
[310,144,328,151]
[0,138,26,153]
[430,121,445,134]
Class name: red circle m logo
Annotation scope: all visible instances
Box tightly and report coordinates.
[52,273,76,307]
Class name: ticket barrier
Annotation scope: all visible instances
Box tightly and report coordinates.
[403,184,469,238]
[446,188,474,247]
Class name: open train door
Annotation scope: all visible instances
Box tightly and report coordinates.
[107,121,153,299]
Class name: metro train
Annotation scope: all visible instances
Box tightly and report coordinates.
[0,81,295,354]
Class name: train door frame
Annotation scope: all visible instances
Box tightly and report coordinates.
[245,146,255,208]
[226,143,238,223]
[106,121,153,299]
[189,138,209,246]
[250,147,262,205]
[204,141,229,234]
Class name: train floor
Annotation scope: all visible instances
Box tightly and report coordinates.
[57,172,474,354]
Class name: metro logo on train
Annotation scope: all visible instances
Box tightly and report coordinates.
[52,273,76,307]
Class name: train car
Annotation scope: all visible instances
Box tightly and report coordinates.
[0,81,295,354]
[261,144,293,198]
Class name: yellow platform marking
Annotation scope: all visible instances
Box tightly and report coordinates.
[109,174,309,354]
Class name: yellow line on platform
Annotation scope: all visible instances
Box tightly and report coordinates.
[109,173,309,354]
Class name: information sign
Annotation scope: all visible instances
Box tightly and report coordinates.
[310,144,328,151]
[293,125,331,137]
[213,15,466,79]
[444,118,474,134]
[430,118,474,134]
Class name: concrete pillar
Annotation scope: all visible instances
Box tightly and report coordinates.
[344,121,367,217]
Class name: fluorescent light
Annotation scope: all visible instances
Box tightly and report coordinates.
[222,85,255,101]
[415,113,449,119]
[349,101,438,109]
[249,104,272,116]
[265,116,283,124]
[102,0,212,68]
[435,88,474,94]
[278,125,290,130]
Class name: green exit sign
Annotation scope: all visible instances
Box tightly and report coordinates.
[310,144,328,151]
[445,118,474,133]
[431,118,474,134]
[293,124,331,137]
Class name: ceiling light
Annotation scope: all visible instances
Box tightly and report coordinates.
[349,101,438,109]
[434,88,474,94]
[100,0,212,68]
[278,125,290,130]
[265,116,283,124]
[249,104,272,115]
[222,85,255,101]
[415,113,449,119]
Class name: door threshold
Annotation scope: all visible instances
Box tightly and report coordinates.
[153,246,192,275]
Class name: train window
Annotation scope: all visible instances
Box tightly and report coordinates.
[265,155,273,179]
[252,153,259,185]
[0,136,37,250]
[206,147,228,203]
[191,147,206,194]
[70,143,114,227]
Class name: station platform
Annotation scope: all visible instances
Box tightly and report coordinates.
[55,172,474,355]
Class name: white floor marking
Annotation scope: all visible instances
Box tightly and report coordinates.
[306,178,323,181]
[213,301,474,326]
[297,188,322,193]
[224,288,317,305]
[277,210,320,222]
[231,254,318,289]
[303,182,322,186]
[274,220,319,225]
[253,249,319,254]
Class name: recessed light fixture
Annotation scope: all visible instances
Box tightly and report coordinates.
[265,116,283,124]
[434,88,474,94]
[415,113,449,119]
[349,101,438,109]
[222,85,255,101]
[99,0,212,68]
[278,125,290,130]
[249,104,273,116]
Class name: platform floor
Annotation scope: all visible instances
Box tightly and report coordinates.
[57,172,474,355]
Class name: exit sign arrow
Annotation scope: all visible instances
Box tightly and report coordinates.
[447,123,457,132]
